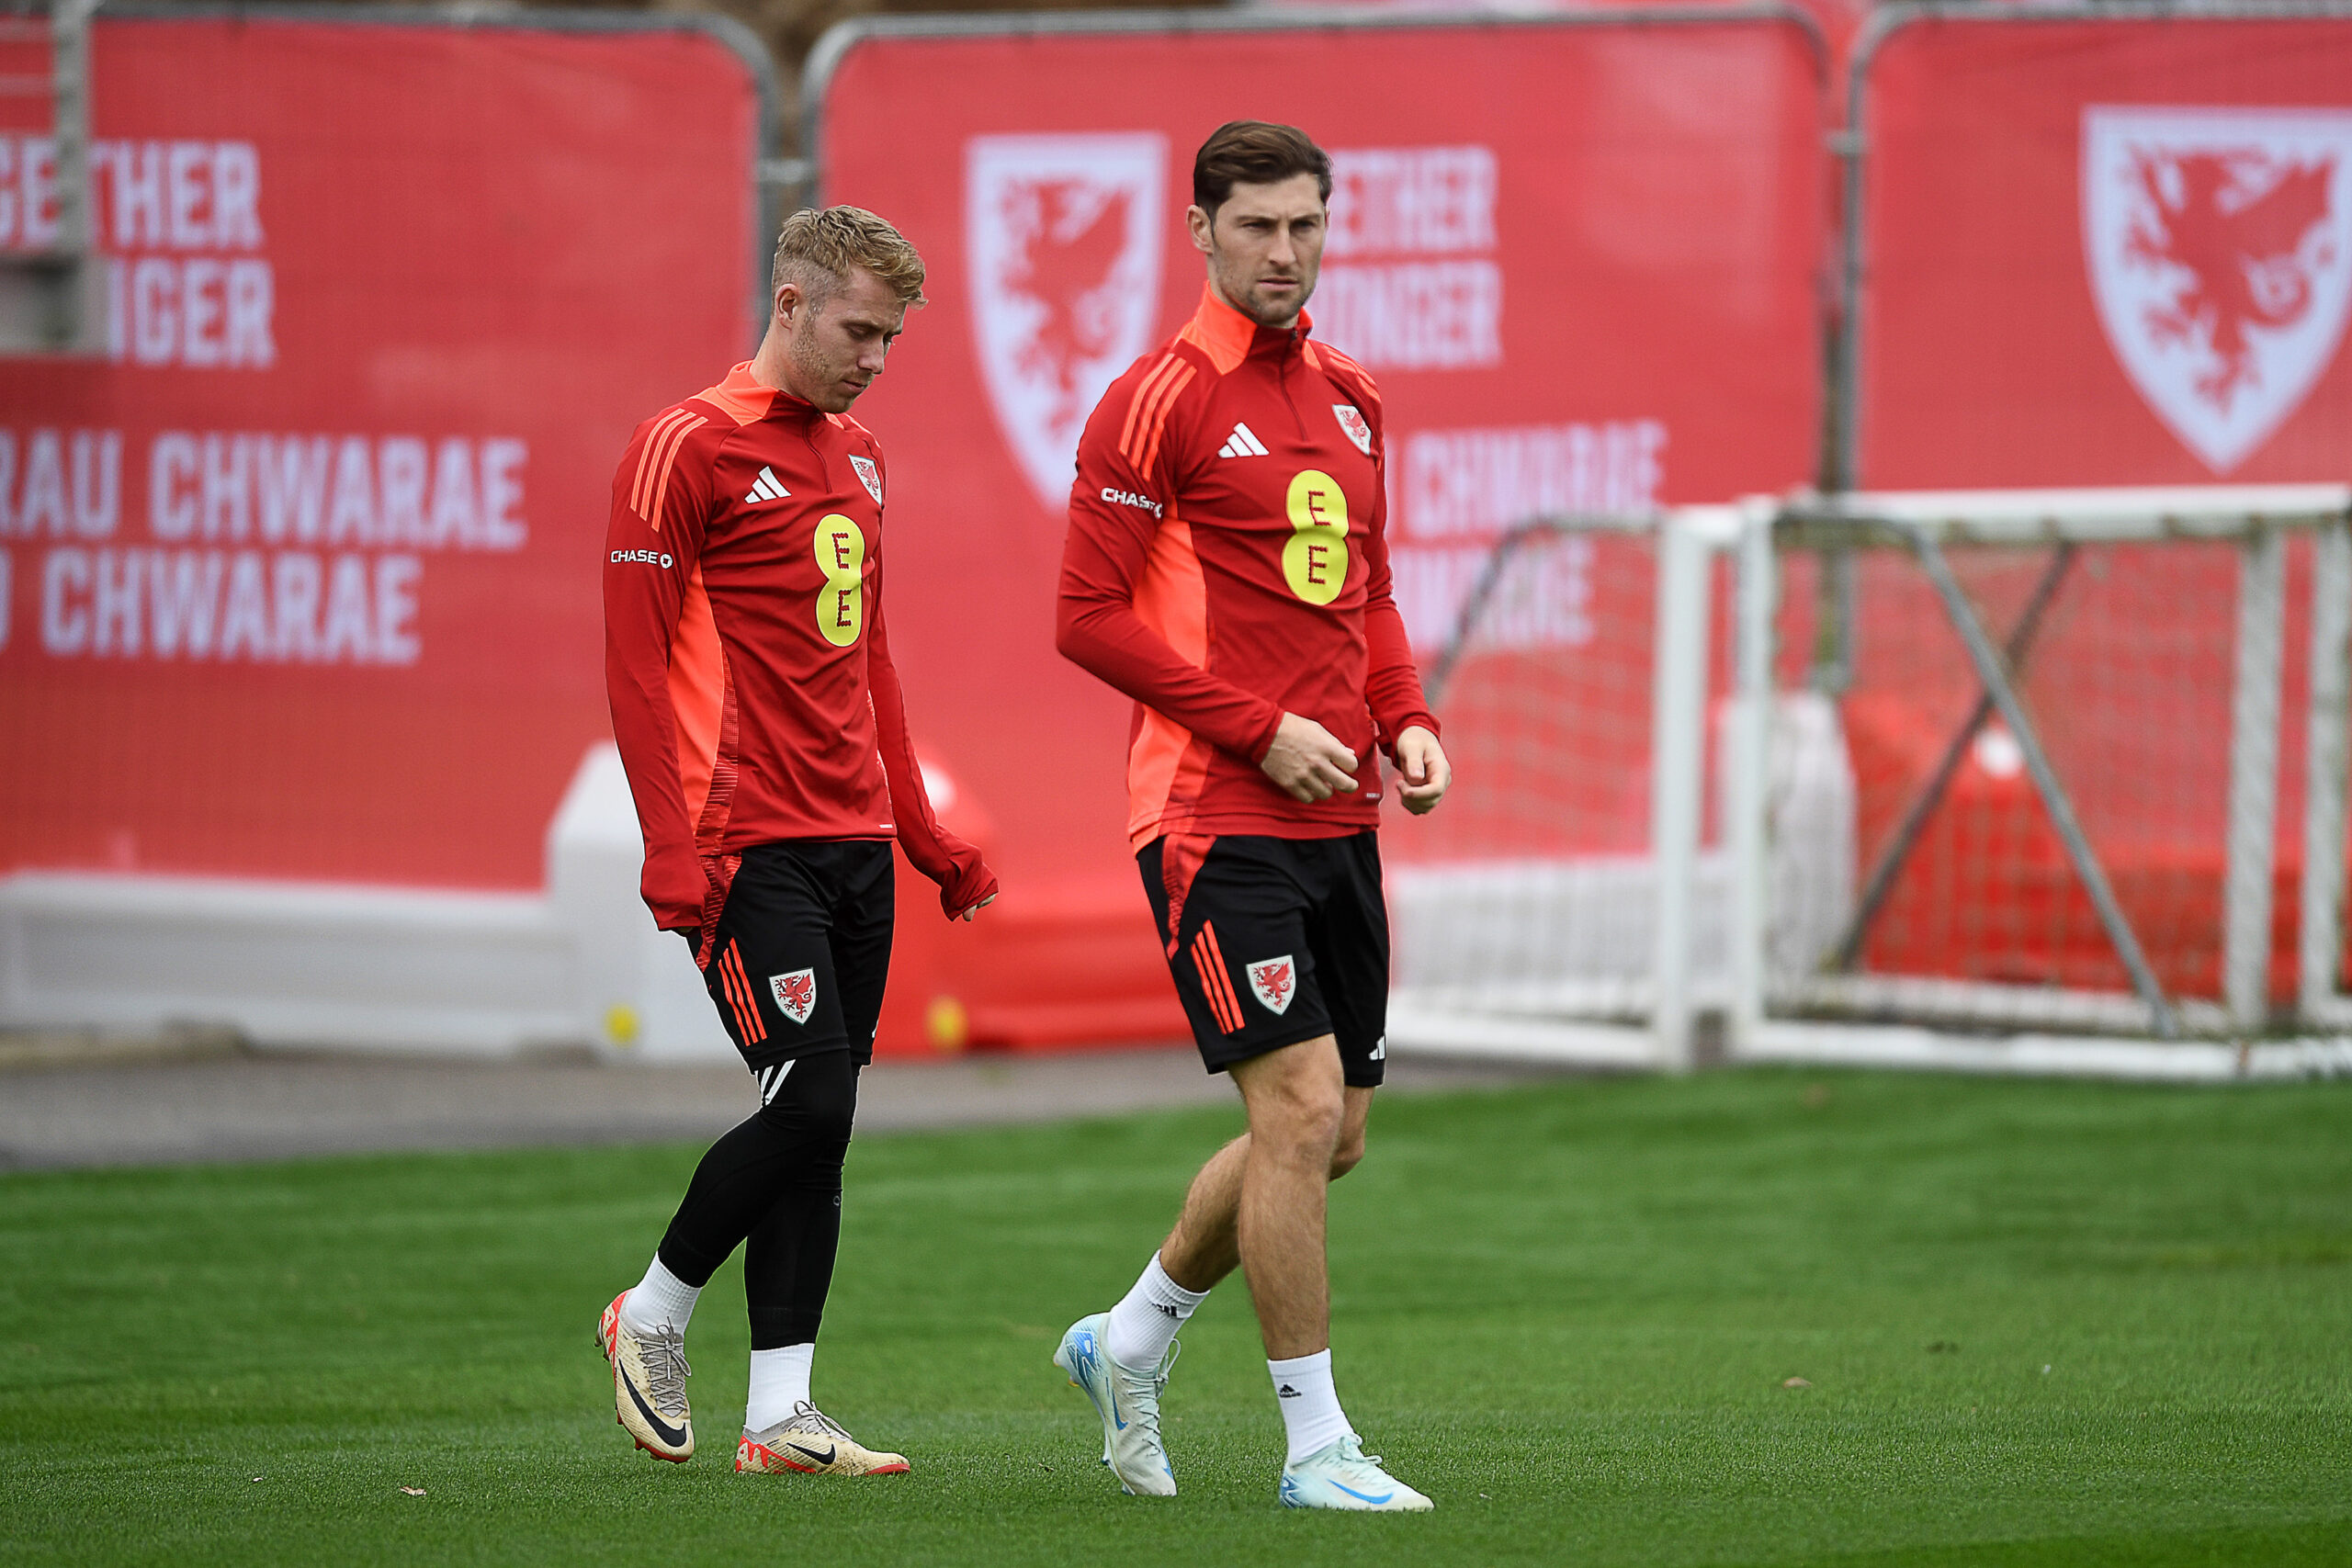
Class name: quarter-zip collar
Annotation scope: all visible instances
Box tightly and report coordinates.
[702,361,842,491]
[703,360,834,427]
[1184,282,1318,439]
[1182,280,1317,375]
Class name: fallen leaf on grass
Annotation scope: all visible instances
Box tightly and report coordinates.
[1782,1376,1812,1389]
[399,1487,427,1496]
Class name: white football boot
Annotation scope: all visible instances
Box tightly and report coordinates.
[1052,1311,1179,1496]
[1279,1433,1434,1511]
[597,1291,693,1462]
[736,1402,910,1476]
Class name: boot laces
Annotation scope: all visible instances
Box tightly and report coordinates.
[639,1326,690,1414]
[783,1401,853,1441]
[1114,1339,1180,1454]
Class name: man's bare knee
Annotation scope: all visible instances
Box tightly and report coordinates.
[1246,1079,1342,1157]
[1264,1086,1342,1160]
[1234,1037,1346,1161]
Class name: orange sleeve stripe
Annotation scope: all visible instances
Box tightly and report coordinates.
[628,412,671,517]
[641,414,707,528]
[630,409,694,519]
[1118,355,1183,464]
[1134,363,1195,478]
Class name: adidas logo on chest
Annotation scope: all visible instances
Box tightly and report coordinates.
[1217,422,1272,459]
[743,466,790,505]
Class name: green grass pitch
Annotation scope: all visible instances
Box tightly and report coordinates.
[3,1067,2348,1566]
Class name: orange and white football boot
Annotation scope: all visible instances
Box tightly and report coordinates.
[735,1402,910,1476]
[597,1291,694,1462]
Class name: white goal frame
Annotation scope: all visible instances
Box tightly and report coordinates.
[1389,484,2352,1082]
[1727,485,2352,1079]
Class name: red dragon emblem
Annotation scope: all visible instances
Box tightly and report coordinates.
[770,968,816,1025]
[999,180,1135,425]
[1247,958,1295,1016]
[2126,148,2336,410]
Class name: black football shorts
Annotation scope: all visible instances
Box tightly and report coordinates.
[690,839,894,1073]
[1137,830,1389,1088]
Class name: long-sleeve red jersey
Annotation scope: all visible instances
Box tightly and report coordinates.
[1057,283,1440,848]
[604,362,995,942]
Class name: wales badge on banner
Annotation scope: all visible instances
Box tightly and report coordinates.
[966,132,1167,511]
[2083,106,2352,473]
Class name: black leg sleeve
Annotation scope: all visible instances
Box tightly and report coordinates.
[654,1048,859,1292]
[742,1073,859,1350]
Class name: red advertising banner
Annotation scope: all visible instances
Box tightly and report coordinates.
[1838,7,2352,1000]
[1853,9,2352,488]
[813,11,1829,1040]
[0,10,763,889]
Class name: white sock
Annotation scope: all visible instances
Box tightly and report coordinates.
[1269,1348,1351,1465]
[745,1343,815,1433]
[1103,1252,1210,1370]
[619,1255,700,1337]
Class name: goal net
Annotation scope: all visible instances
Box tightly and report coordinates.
[1383,512,1729,1066]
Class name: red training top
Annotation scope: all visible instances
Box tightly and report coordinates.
[604,362,995,948]
[1057,283,1439,848]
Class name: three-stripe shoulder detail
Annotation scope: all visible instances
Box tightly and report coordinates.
[1117,353,1197,477]
[630,407,710,528]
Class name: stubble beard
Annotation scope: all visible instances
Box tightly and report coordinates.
[1215,248,1315,330]
[786,319,856,413]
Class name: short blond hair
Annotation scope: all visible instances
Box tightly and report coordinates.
[771,205,927,307]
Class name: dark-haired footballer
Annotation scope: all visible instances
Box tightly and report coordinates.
[1050,120,1450,1512]
[598,205,996,1479]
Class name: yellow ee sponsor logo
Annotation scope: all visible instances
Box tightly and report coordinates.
[1283,469,1350,606]
[814,514,865,646]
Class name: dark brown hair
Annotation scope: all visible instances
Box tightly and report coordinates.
[1192,121,1331,219]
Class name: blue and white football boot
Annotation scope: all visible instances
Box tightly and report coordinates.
[1052,1312,1179,1496]
[1279,1432,1434,1511]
